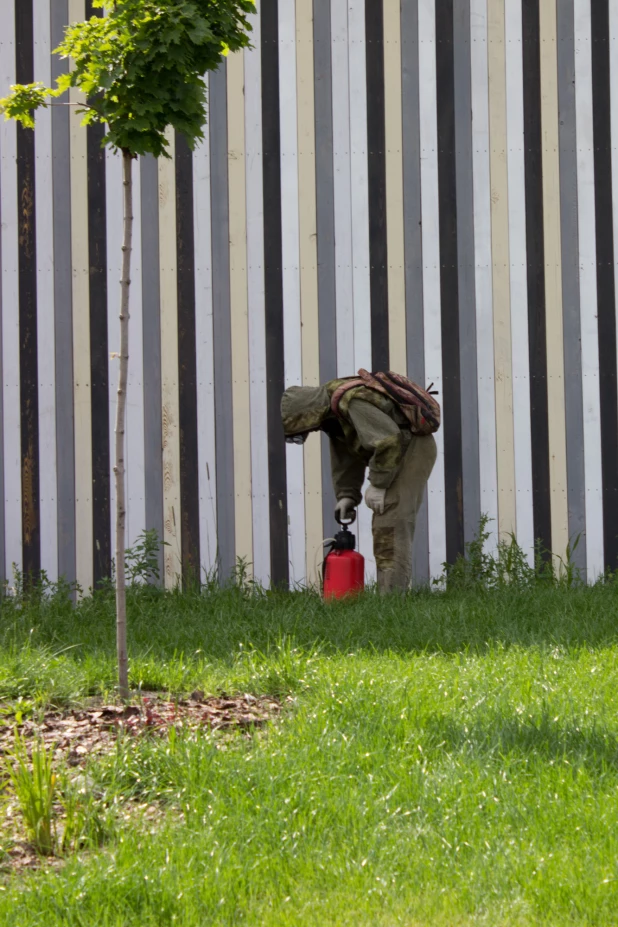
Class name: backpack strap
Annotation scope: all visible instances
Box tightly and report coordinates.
[330,378,367,418]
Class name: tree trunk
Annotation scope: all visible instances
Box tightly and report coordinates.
[115,149,132,701]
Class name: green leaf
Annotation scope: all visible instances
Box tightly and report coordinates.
[0,83,53,129]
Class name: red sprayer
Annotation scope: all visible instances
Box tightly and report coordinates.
[323,511,365,600]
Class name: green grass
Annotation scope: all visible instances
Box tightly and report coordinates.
[2,582,618,924]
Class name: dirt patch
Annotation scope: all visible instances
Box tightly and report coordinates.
[0,693,282,766]
[0,693,283,875]
[0,837,65,875]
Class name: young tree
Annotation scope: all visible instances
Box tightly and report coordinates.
[1,0,253,700]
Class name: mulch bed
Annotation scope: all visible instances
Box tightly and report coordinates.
[0,693,283,874]
[0,692,282,766]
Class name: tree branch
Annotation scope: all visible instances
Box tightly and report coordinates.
[47,101,101,113]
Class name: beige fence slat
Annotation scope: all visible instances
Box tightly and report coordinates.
[159,129,182,586]
[488,0,516,539]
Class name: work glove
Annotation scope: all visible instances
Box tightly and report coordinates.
[334,497,356,522]
[365,484,386,515]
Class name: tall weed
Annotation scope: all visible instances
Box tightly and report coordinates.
[7,732,56,855]
[441,515,583,591]
[5,734,115,856]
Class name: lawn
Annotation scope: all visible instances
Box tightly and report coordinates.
[1,577,618,925]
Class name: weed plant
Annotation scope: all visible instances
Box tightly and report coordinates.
[3,732,114,858]
[441,515,584,590]
[1,527,618,923]
[6,733,56,855]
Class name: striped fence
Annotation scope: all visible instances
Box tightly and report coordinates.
[1,0,617,590]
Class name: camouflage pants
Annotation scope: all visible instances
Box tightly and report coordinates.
[372,434,437,593]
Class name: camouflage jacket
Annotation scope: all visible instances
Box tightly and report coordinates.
[280,380,411,504]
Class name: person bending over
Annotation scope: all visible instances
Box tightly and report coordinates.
[281,370,439,593]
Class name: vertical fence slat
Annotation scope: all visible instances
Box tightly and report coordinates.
[418,0,446,578]
[34,0,57,582]
[0,1,19,581]
[574,0,604,578]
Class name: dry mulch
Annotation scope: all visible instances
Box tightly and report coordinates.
[0,692,282,766]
